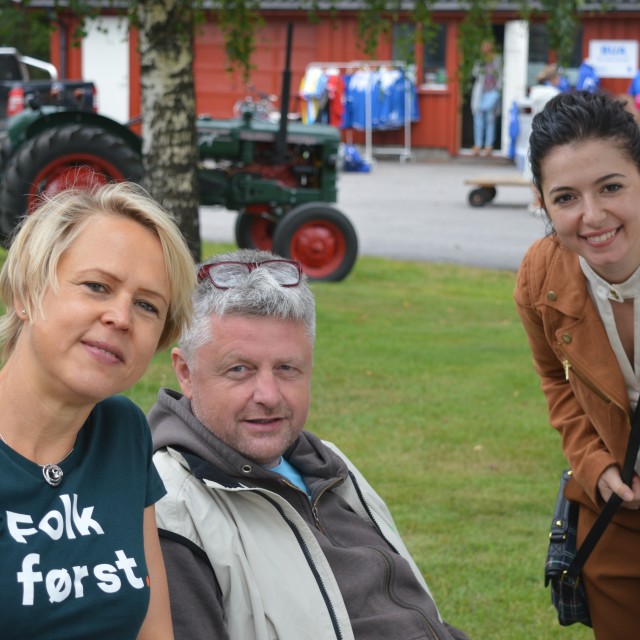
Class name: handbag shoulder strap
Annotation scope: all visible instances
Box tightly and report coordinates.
[566,400,640,579]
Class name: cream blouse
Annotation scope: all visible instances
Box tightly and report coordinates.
[580,256,640,473]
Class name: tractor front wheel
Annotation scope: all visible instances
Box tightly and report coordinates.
[0,124,142,237]
[272,203,358,282]
[235,210,276,251]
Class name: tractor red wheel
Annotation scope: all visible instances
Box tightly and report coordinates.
[272,203,358,281]
[235,210,276,250]
[0,124,142,238]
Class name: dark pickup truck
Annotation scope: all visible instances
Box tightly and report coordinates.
[0,47,96,129]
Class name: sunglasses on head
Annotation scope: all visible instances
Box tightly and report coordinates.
[197,259,303,290]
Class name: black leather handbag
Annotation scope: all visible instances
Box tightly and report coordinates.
[544,402,640,627]
[545,468,591,626]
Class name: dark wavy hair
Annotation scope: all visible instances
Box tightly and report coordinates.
[529,91,640,198]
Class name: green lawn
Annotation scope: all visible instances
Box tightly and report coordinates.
[114,243,590,639]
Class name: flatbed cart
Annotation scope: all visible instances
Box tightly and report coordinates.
[464,174,532,207]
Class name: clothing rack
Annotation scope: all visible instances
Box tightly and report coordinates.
[304,60,415,163]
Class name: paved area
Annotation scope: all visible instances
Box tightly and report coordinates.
[198,154,549,272]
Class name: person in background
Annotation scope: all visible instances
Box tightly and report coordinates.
[514,91,640,638]
[470,39,503,157]
[525,64,563,216]
[0,183,195,640]
[529,64,562,116]
[150,248,470,640]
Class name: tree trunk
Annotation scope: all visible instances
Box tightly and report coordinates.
[136,0,201,261]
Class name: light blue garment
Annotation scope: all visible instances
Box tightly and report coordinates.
[473,89,500,148]
[269,457,311,497]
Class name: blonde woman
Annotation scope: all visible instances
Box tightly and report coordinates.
[0,183,195,639]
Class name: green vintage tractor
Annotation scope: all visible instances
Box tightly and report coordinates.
[0,102,358,281]
[0,27,358,281]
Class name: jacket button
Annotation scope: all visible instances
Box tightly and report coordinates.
[547,291,557,301]
[562,333,572,343]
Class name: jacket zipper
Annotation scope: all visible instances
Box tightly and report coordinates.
[347,471,448,639]
[292,474,443,638]
[259,492,345,640]
[370,547,444,640]
[562,357,627,411]
[347,471,400,554]
[311,479,342,531]
[190,459,346,640]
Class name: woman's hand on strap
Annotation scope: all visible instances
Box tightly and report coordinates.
[597,465,640,510]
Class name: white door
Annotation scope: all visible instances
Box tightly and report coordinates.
[82,16,130,123]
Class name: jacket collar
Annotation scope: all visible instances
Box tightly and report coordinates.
[150,387,348,489]
[169,445,243,489]
[536,242,588,319]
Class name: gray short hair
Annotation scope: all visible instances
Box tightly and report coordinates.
[179,248,316,363]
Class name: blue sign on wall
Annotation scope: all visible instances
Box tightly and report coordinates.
[589,40,638,78]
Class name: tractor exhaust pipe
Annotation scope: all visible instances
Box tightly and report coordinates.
[274,22,293,162]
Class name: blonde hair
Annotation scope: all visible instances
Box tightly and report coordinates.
[0,182,196,359]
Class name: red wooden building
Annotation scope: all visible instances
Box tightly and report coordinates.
[46,1,640,157]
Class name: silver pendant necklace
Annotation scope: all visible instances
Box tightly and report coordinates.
[0,432,74,487]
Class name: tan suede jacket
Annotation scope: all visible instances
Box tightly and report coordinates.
[514,236,632,505]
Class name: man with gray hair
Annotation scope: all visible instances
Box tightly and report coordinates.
[149,248,469,640]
